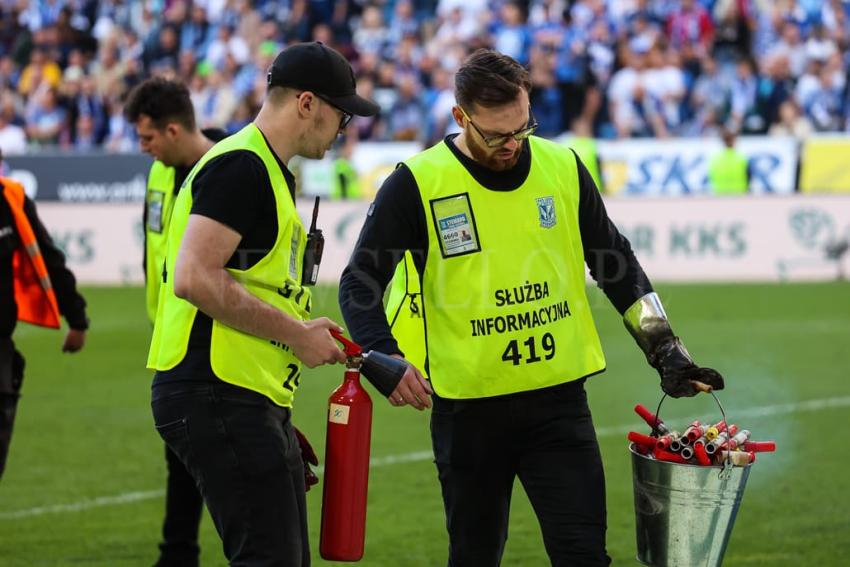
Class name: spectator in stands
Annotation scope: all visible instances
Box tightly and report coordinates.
[205,23,249,70]
[608,45,668,138]
[180,3,212,58]
[0,104,27,155]
[645,45,686,135]
[622,0,665,40]
[434,6,482,50]
[529,57,564,137]
[805,62,845,131]
[234,2,262,55]
[351,75,385,140]
[354,4,390,57]
[24,86,65,146]
[423,65,458,145]
[280,0,312,43]
[493,2,532,66]
[17,47,62,97]
[728,57,763,133]
[712,0,755,65]
[0,57,19,91]
[769,19,808,78]
[387,74,424,141]
[118,26,144,67]
[3,0,850,148]
[144,24,180,73]
[804,22,838,63]
[92,41,127,97]
[74,75,108,144]
[195,68,238,131]
[72,112,96,150]
[666,0,714,57]
[757,53,794,127]
[103,97,135,152]
[388,0,420,46]
[768,99,814,139]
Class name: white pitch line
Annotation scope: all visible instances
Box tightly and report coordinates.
[0,490,164,520]
[2,395,849,520]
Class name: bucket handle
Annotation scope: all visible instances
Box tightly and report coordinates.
[652,391,735,479]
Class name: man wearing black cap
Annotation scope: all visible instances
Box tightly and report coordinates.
[147,42,379,566]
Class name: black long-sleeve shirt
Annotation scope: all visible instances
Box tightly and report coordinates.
[339,135,652,356]
[1,183,89,338]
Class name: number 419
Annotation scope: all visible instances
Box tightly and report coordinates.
[501,332,556,366]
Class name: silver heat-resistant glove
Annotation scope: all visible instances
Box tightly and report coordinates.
[624,293,724,398]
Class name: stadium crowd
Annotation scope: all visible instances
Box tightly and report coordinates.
[0,0,849,154]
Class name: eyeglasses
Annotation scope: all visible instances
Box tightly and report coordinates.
[459,106,538,147]
[295,93,353,130]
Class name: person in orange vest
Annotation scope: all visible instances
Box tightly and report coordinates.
[0,148,89,480]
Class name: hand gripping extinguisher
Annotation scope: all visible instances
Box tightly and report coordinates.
[321,331,410,561]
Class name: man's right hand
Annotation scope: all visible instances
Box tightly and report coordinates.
[290,318,347,368]
[388,355,433,410]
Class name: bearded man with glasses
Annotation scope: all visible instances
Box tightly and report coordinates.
[340,48,724,566]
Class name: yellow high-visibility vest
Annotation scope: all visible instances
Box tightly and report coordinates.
[144,161,176,323]
[147,124,310,407]
[394,137,606,399]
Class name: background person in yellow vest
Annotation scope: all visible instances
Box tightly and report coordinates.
[147,42,378,566]
[339,49,724,566]
[331,134,361,200]
[0,149,89,480]
[708,128,750,194]
[124,77,226,567]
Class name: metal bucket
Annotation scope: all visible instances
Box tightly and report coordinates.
[630,394,752,567]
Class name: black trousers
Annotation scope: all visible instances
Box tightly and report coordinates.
[430,379,611,567]
[151,381,309,567]
[0,337,24,480]
[155,443,204,567]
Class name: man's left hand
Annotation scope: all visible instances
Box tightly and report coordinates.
[62,329,86,353]
[294,427,319,491]
[651,337,725,398]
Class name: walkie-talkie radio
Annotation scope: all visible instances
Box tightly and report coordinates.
[302,196,324,286]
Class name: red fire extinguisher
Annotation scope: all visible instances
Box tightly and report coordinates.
[321,330,373,561]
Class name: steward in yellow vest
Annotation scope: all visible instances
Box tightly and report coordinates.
[124,76,227,566]
[708,129,749,195]
[146,41,379,565]
[340,48,725,566]
[1,170,88,479]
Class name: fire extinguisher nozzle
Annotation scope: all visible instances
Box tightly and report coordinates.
[360,351,408,398]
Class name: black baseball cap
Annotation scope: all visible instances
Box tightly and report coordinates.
[268,42,380,117]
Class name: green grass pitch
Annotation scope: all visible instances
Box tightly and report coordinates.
[1,283,849,566]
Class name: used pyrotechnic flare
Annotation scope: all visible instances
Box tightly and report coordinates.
[634,404,670,434]
[656,432,681,451]
[716,450,755,466]
[681,421,702,445]
[653,447,689,464]
[628,432,658,449]
[693,442,711,466]
[743,441,776,453]
[705,431,730,455]
[669,434,686,453]
[729,430,751,450]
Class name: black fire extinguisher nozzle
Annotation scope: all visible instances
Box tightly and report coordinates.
[360,350,408,398]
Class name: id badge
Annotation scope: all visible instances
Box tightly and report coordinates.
[147,190,165,233]
[430,193,481,258]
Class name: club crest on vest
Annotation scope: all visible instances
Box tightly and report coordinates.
[536,196,556,228]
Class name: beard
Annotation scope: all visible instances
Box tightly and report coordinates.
[466,135,523,171]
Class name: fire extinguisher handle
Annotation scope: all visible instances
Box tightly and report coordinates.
[330,329,362,357]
